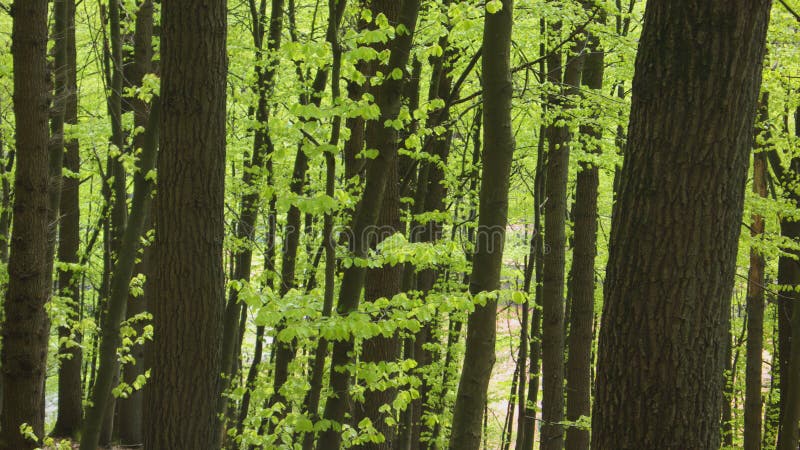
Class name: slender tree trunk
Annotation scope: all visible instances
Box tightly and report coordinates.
[776,108,800,450]
[353,150,403,450]
[744,95,769,450]
[143,0,227,446]
[448,1,514,448]
[0,1,51,448]
[80,98,160,450]
[268,1,347,420]
[218,1,284,442]
[116,1,154,445]
[564,28,603,450]
[316,2,420,448]
[299,4,343,446]
[519,24,548,448]
[51,0,83,439]
[591,1,771,448]
[540,26,584,450]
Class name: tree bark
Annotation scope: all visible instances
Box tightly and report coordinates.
[51,0,83,439]
[0,1,51,448]
[447,1,514,448]
[744,95,769,450]
[116,1,154,445]
[316,2,420,448]
[592,1,771,448]
[776,108,800,450]
[143,0,228,445]
[540,25,584,450]
[565,28,603,450]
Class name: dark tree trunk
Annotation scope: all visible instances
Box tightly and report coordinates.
[299,4,344,446]
[116,1,154,445]
[51,0,83,439]
[143,0,228,445]
[591,1,771,448]
[744,96,769,450]
[540,25,584,450]
[353,151,403,450]
[0,1,51,448]
[447,1,514,448]
[316,2,420,448]
[564,29,603,450]
[777,108,800,450]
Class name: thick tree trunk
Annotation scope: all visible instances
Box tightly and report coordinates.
[447,1,514,448]
[0,1,51,448]
[143,0,228,446]
[744,97,769,450]
[564,30,603,450]
[591,1,771,448]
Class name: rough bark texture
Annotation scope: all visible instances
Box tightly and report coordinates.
[51,0,82,439]
[591,1,771,449]
[353,151,403,450]
[143,0,228,446]
[447,1,514,448]
[564,31,603,450]
[744,100,769,450]
[0,1,51,448]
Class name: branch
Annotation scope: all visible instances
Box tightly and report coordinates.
[779,0,800,22]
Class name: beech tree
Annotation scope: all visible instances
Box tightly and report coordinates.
[142,0,227,446]
[592,1,772,448]
[0,1,51,448]
[0,1,797,449]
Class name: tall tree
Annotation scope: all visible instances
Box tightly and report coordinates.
[565,25,604,450]
[447,0,514,448]
[50,0,83,439]
[540,21,584,450]
[315,1,420,448]
[0,0,51,448]
[117,0,155,444]
[143,0,228,446]
[592,1,772,448]
[744,96,769,450]
[776,108,800,450]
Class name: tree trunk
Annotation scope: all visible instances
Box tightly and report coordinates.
[447,1,514,448]
[143,0,227,445]
[540,25,584,450]
[776,108,800,450]
[80,99,160,450]
[316,2,420,448]
[51,0,83,439]
[565,28,603,450]
[744,95,769,450]
[116,1,154,445]
[592,1,771,448]
[0,0,51,448]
